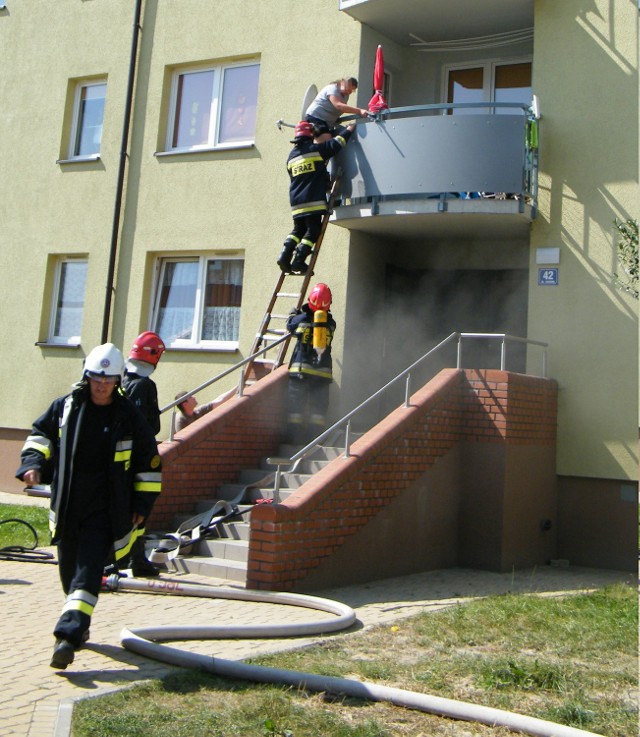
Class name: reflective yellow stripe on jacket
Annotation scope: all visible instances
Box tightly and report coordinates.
[22,434,53,459]
[114,438,132,465]
[291,200,328,217]
[134,471,162,494]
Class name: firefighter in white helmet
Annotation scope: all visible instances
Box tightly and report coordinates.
[286,283,336,444]
[16,343,162,670]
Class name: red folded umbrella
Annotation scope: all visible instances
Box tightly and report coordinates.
[368,45,389,112]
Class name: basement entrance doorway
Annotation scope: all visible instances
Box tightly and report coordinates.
[383,265,529,380]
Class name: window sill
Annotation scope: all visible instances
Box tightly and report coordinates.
[56,155,101,165]
[166,346,240,354]
[154,143,255,158]
[35,341,82,348]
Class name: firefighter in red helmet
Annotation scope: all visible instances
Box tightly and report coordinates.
[122,331,165,575]
[277,120,356,275]
[123,331,165,435]
[286,283,336,444]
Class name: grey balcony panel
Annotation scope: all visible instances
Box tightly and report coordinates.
[337,115,527,200]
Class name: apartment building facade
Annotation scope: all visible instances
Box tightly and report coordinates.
[1,0,637,568]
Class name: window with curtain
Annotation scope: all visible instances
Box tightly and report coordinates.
[168,61,260,151]
[152,257,244,349]
[49,259,88,344]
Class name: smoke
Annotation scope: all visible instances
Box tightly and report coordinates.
[339,262,529,427]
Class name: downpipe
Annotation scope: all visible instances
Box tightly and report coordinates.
[108,576,604,737]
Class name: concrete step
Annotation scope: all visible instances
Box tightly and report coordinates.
[216,483,298,503]
[170,503,250,530]
[215,520,251,542]
[238,468,276,484]
[171,555,247,583]
[198,537,248,563]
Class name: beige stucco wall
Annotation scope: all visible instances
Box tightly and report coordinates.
[529,0,638,479]
[2,1,134,427]
[1,0,362,439]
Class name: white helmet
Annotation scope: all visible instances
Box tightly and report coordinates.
[83,343,125,380]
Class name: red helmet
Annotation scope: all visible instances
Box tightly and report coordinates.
[129,331,166,366]
[294,120,314,139]
[308,283,332,311]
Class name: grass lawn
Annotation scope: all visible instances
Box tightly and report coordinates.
[0,502,50,551]
[71,583,638,737]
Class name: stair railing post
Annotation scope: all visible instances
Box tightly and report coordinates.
[457,334,463,368]
[237,370,246,397]
[500,336,507,370]
[344,420,352,459]
[273,464,282,504]
[404,373,411,407]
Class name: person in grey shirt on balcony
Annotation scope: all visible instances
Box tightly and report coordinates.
[305,77,369,142]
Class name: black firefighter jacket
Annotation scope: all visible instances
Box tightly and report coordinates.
[287,128,353,219]
[123,372,161,436]
[16,384,162,559]
[287,304,336,381]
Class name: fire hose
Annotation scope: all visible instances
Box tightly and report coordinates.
[0,518,55,563]
[108,575,604,737]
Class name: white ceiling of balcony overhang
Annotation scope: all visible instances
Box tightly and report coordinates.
[339,0,534,46]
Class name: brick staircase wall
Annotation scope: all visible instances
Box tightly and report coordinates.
[248,368,559,591]
[150,367,289,530]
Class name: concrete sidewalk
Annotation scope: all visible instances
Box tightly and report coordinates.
[0,491,633,737]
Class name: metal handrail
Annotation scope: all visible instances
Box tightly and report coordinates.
[267,332,548,501]
[162,333,289,441]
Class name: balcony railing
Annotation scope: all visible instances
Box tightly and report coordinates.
[335,102,538,215]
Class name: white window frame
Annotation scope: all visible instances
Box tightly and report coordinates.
[150,255,244,351]
[48,258,88,345]
[68,79,107,160]
[165,60,260,153]
[441,57,532,114]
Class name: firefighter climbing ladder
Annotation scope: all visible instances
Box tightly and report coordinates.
[242,174,341,384]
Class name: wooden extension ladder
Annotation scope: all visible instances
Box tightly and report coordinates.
[243,175,341,385]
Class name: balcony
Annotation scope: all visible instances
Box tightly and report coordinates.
[332,103,538,240]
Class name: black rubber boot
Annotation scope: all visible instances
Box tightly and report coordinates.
[290,244,312,274]
[277,240,297,273]
[50,639,75,670]
[129,537,160,577]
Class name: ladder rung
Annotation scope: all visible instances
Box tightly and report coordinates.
[271,313,290,320]
[256,332,284,341]
[276,292,300,298]
[254,358,276,366]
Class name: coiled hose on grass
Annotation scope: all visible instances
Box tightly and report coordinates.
[109,575,604,737]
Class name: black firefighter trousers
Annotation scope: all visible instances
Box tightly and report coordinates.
[54,509,113,648]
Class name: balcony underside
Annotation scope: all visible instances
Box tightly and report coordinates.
[331,197,534,240]
[339,0,533,46]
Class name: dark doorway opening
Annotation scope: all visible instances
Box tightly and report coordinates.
[383,266,529,382]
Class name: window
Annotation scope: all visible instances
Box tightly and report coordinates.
[445,61,531,115]
[152,257,244,349]
[49,259,88,345]
[69,81,106,158]
[167,62,260,151]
